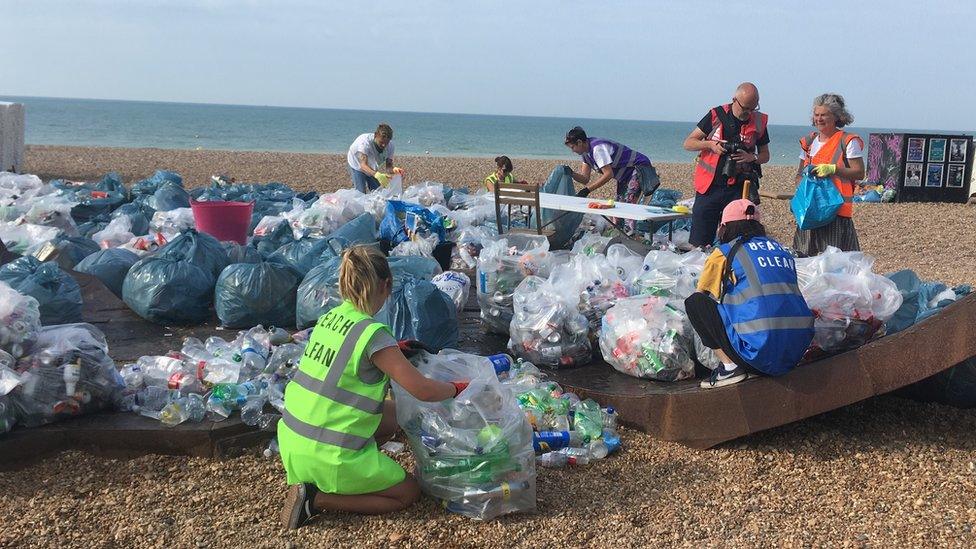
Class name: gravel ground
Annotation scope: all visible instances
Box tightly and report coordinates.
[3,145,975,547]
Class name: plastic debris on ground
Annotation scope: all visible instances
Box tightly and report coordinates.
[796,246,903,353]
[394,350,536,520]
[117,325,305,429]
[496,355,622,466]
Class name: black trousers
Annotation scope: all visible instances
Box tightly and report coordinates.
[684,292,755,372]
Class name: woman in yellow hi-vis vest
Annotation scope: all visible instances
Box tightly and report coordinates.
[279,246,467,529]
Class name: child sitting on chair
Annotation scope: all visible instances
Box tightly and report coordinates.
[484,156,526,192]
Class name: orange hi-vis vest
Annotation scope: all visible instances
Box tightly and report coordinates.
[799,131,862,218]
[693,104,768,194]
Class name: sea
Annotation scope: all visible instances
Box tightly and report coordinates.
[1,95,967,166]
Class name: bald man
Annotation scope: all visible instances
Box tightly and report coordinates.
[683,82,771,247]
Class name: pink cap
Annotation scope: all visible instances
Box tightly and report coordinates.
[720,199,760,225]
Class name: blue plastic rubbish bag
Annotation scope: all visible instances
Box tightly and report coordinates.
[295,257,344,329]
[222,241,263,264]
[157,230,229,280]
[215,260,301,328]
[379,200,446,246]
[536,165,583,250]
[375,276,458,351]
[0,256,83,325]
[790,167,844,230]
[268,237,335,276]
[122,255,215,325]
[75,248,140,299]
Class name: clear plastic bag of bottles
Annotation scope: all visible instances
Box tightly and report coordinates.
[476,235,553,335]
[0,280,41,359]
[507,276,591,368]
[393,350,536,520]
[599,296,695,381]
[8,323,123,429]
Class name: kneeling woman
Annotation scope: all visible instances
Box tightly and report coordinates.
[279,246,466,528]
[685,200,815,388]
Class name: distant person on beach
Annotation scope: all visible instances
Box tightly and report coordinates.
[484,155,521,192]
[347,124,396,193]
[280,246,466,528]
[683,82,770,248]
[563,126,660,204]
[687,199,814,388]
[792,93,865,256]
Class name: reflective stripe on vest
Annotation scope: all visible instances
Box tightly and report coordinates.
[289,319,384,415]
[281,409,373,450]
[722,246,801,306]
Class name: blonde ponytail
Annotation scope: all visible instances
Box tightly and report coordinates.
[338,246,391,313]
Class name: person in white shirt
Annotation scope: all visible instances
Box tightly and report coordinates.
[347,124,395,193]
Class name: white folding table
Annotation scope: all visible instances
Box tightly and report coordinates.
[537,192,690,240]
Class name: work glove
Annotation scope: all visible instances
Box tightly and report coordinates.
[392,167,405,176]
[451,381,470,397]
[813,164,837,177]
[375,172,391,187]
[575,187,591,198]
[397,339,435,358]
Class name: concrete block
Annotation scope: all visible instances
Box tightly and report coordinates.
[0,102,25,173]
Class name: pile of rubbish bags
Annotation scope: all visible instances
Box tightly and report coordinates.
[117,325,309,428]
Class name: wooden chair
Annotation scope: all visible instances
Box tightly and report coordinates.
[493,181,554,238]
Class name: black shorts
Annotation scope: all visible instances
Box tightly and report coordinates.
[684,292,755,372]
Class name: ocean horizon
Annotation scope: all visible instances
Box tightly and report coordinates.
[3,95,972,166]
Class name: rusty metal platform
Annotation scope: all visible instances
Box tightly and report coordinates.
[2,269,974,469]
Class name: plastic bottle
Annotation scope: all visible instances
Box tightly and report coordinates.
[537,451,569,468]
[572,399,604,440]
[240,394,267,426]
[560,446,591,465]
[602,406,618,434]
[263,437,279,458]
[138,356,188,388]
[588,439,609,460]
[119,363,145,390]
[63,360,81,396]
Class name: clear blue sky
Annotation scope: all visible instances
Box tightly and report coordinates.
[4,0,974,130]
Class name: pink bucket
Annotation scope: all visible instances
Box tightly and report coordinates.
[190,200,254,245]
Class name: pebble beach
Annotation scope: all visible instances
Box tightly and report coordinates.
[3,145,976,548]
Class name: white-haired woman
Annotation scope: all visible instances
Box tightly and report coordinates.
[793,93,865,256]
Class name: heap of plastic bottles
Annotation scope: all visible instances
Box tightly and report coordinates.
[495,355,622,467]
[117,325,309,427]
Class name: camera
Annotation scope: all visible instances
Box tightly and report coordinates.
[720,137,748,179]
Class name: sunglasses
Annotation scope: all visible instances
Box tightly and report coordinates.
[734,97,760,113]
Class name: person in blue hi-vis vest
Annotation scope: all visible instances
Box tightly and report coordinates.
[684,199,815,388]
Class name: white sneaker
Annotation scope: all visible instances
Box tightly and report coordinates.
[700,364,750,389]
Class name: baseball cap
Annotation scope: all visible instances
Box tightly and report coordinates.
[720,199,760,225]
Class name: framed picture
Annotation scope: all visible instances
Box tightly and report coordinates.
[949,139,968,163]
[904,162,923,187]
[947,164,966,188]
[926,163,944,187]
[907,137,926,162]
[928,138,946,162]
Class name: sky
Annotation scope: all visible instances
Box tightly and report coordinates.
[3,0,974,130]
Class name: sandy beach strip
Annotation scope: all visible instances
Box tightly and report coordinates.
[24,144,976,287]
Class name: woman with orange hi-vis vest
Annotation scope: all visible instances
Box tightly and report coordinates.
[792,94,865,256]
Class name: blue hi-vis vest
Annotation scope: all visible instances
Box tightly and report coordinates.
[717,236,814,375]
